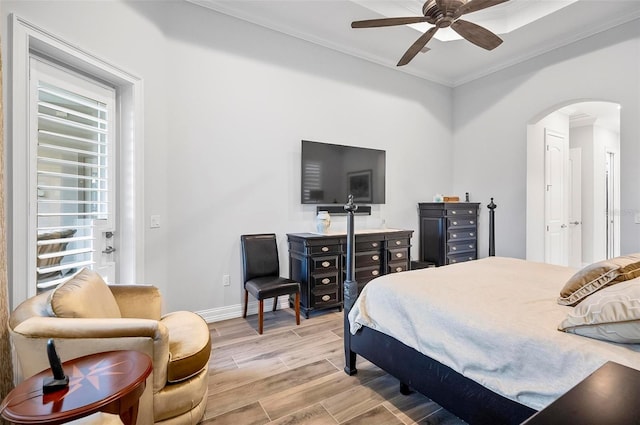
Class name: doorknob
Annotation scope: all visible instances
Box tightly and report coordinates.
[561,224,567,228]
[102,246,116,254]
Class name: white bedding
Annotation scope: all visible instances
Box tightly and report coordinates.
[348,256,640,410]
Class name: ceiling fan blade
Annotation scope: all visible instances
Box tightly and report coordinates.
[457,0,509,16]
[351,16,429,28]
[451,19,503,50]
[397,27,438,66]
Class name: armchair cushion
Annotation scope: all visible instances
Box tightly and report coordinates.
[47,268,121,318]
[162,311,211,383]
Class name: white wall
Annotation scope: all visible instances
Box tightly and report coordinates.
[1,1,453,314]
[453,19,640,260]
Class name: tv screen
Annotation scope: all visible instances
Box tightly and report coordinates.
[301,140,386,204]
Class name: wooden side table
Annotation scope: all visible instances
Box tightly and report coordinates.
[522,361,640,424]
[0,350,152,425]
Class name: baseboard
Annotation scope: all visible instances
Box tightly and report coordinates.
[196,295,290,323]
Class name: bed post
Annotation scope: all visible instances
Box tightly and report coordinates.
[343,195,358,376]
[488,198,497,256]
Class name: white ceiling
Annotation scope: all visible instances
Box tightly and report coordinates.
[186,0,640,87]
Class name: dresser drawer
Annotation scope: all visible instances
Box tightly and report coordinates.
[388,248,408,262]
[388,238,409,248]
[310,273,339,287]
[354,265,382,281]
[447,217,476,228]
[446,207,477,216]
[355,240,383,251]
[447,253,476,264]
[447,241,476,254]
[313,288,340,306]
[448,230,476,241]
[388,262,409,273]
[354,251,383,267]
[309,242,341,255]
[311,255,339,272]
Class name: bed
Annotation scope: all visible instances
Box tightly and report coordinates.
[341,201,640,425]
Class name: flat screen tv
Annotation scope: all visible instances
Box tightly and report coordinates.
[301,140,386,204]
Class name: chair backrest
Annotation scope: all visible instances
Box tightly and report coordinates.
[240,234,280,283]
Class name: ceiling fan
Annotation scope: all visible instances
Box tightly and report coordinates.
[351,0,509,66]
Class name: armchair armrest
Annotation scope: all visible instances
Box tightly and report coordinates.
[109,284,163,320]
[11,317,170,393]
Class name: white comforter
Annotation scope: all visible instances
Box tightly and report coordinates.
[348,256,640,410]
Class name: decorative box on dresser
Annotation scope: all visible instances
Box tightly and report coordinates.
[418,202,479,266]
[287,230,413,318]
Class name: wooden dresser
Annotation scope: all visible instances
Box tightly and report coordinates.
[418,202,479,266]
[287,230,413,317]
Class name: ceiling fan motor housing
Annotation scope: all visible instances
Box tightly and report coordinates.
[423,0,465,27]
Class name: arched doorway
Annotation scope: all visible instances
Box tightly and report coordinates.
[526,101,621,268]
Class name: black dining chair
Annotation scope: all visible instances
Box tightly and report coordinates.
[240,234,301,334]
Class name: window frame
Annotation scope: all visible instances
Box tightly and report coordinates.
[9,14,144,308]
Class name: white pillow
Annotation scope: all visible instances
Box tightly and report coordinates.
[558,278,640,344]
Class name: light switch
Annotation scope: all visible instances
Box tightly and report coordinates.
[150,215,161,228]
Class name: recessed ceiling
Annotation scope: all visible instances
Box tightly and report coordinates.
[351,0,579,41]
[186,0,640,87]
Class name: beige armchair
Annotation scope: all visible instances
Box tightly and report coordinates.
[9,269,211,425]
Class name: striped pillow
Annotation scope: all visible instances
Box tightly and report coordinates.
[557,254,640,306]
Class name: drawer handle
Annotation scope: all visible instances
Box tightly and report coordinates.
[469,244,474,249]
[452,211,457,214]
[321,278,330,284]
[452,221,458,225]
[468,210,473,214]
[452,234,458,238]
[451,259,457,263]
[372,242,379,247]
[396,253,403,258]
[470,220,474,224]
[468,257,474,260]
[321,246,329,252]
[321,261,330,268]
[321,295,331,302]
[372,270,379,276]
[395,240,402,245]
[372,255,379,261]
[395,267,403,272]
[470,233,475,237]
[452,246,457,251]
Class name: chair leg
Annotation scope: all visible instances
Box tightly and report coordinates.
[294,292,300,326]
[272,296,278,312]
[258,299,264,335]
[243,290,249,318]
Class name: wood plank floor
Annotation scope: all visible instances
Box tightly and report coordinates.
[203,308,467,425]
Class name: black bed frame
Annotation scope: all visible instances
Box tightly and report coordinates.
[342,197,536,425]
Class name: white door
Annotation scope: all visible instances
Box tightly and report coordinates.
[568,148,582,268]
[545,129,568,266]
[605,151,616,259]
[30,57,117,290]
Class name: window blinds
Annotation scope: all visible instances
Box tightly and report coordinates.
[36,81,110,289]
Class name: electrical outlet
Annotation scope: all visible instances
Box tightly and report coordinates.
[223,274,230,287]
